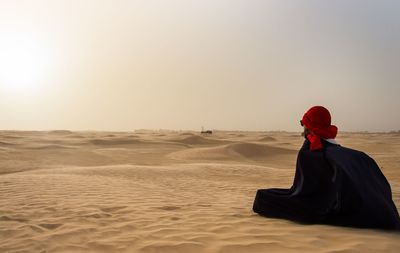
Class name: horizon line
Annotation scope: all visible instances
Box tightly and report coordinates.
[1,128,399,134]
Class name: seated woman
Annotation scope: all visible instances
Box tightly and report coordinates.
[253,106,400,230]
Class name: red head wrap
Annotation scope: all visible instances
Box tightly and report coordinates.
[301,106,338,151]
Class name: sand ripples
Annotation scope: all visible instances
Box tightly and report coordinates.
[1,131,399,252]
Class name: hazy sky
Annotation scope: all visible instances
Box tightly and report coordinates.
[0,0,399,132]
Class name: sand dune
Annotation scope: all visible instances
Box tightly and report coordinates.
[168,142,296,162]
[0,134,23,139]
[68,134,86,139]
[0,141,15,146]
[0,131,399,253]
[47,130,74,135]
[258,136,277,142]
[88,137,142,146]
[170,135,229,145]
[229,142,295,158]
[26,144,77,150]
[167,145,243,161]
[179,132,196,136]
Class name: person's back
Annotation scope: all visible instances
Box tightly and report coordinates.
[323,142,400,229]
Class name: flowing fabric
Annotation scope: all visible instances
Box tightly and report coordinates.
[253,140,400,230]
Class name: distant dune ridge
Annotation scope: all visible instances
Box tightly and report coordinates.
[0,141,15,146]
[88,137,142,146]
[258,136,277,142]
[170,135,229,145]
[0,130,399,253]
[168,142,296,162]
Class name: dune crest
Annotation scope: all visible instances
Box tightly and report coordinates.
[0,141,15,146]
[229,142,295,158]
[170,135,227,145]
[168,142,296,162]
[89,137,142,146]
[258,136,277,142]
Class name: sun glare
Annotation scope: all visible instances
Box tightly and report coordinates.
[0,33,50,95]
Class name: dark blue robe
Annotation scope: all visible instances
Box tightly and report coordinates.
[253,139,400,230]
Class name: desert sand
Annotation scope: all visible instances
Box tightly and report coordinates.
[1,130,399,253]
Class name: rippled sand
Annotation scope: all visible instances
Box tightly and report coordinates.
[1,130,399,252]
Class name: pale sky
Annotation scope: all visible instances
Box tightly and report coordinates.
[0,0,399,132]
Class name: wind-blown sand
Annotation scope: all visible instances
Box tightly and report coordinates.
[1,130,399,253]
